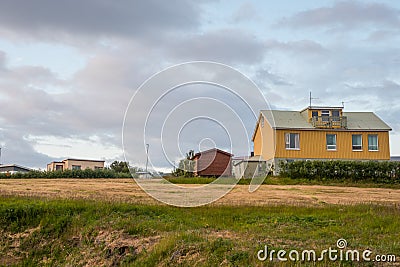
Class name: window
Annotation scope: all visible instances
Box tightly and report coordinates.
[331,110,340,121]
[368,135,378,151]
[321,110,330,121]
[332,110,339,117]
[326,134,337,150]
[261,116,264,128]
[285,133,300,149]
[94,166,103,170]
[352,134,362,150]
[55,165,63,171]
[312,111,318,120]
[72,165,81,170]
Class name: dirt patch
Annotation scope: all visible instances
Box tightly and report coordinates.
[0,179,399,206]
[0,226,41,265]
[63,229,161,266]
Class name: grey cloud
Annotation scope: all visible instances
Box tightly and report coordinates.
[122,63,269,169]
[231,2,259,23]
[0,0,203,41]
[255,68,292,86]
[365,30,400,42]
[344,80,400,101]
[340,80,400,132]
[279,1,400,30]
[167,29,266,64]
[0,130,56,169]
[0,51,6,69]
[0,51,130,148]
[265,39,327,54]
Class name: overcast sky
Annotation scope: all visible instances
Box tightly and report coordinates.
[1,0,400,170]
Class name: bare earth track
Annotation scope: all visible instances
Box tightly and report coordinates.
[0,179,399,206]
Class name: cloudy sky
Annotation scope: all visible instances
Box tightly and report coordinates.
[1,0,400,170]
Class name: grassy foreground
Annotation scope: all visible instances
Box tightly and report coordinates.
[0,196,399,266]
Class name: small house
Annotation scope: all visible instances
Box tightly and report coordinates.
[0,164,32,174]
[232,156,267,178]
[136,171,152,178]
[192,148,233,177]
[47,158,105,171]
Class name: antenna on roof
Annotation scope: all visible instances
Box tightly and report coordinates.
[309,91,318,107]
[341,101,345,108]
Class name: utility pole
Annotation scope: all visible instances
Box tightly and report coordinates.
[309,91,318,107]
[145,144,149,178]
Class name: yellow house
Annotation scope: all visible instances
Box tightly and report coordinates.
[47,158,105,171]
[252,106,392,174]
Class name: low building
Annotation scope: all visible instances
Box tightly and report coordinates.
[390,156,400,162]
[192,148,233,177]
[136,171,153,178]
[47,158,105,171]
[0,164,32,174]
[232,156,267,178]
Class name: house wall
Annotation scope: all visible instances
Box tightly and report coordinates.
[233,161,266,178]
[47,162,64,171]
[301,108,344,121]
[253,116,275,161]
[63,160,104,170]
[274,130,390,160]
[195,151,232,177]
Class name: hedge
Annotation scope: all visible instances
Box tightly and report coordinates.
[279,160,400,183]
[0,169,133,179]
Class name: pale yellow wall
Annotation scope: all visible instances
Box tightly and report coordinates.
[47,162,64,171]
[253,115,275,160]
[47,163,54,171]
[253,123,262,156]
[274,130,390,160]
[63,160,104,170]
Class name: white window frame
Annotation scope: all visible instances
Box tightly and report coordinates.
[285,133,300,150]
[368,134,379,151]
[321,110,330,121]
[352,134,363,151]
[326,134,337,150]
[261,116,264,128]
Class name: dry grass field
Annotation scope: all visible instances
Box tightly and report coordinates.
[0,178,399,206]
[1,179,399,266]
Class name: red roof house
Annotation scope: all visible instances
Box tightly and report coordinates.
[192,148,233,177]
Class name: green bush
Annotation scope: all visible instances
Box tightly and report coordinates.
[0,169,132,179]
[279,160,400,183]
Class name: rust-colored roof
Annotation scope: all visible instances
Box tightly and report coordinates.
[193,148,233,159]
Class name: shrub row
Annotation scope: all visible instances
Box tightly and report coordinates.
[0,169,133,179]
[279,160,400,183]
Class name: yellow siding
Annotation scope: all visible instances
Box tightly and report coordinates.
[253,116,275,160]
[275,130,390,160]
[253,123,262,156]
[304,108,344,121]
